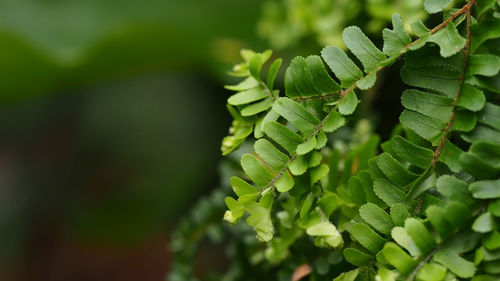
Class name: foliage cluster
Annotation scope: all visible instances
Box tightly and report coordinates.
[171,0,500,280]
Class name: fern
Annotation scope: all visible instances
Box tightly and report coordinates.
[179,0,500,280]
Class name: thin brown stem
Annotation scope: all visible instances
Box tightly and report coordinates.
[291,3,472,103]
[432,0,475,165]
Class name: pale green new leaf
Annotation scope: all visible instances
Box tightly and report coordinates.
[392,227,421,257]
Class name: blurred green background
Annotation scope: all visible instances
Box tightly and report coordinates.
[0,0,265,280]
[0,0,427,280]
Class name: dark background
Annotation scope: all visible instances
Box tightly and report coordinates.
[0,0,264,280]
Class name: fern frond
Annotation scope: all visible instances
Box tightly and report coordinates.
[218,0,500,279]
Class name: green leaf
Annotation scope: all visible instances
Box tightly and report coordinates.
[475,0,497,17]
[225,77,259,91]
[284,67,300,98]
[377,153,419,187]
[308,151,322,167]
[463,126,500,144]
[456,84,485,112]
[266,58,282,89]
[360,203,394,235]
[401,65,461,98]
[333,269,359,281]
[224,197,245,224]
[436,175,475,207]
[405,218,437,255]
[401,89,453,120]
[483,231,500,250]
[438,140,464,173]
[273,98,320,134]
[383,13,412,57]
[289,155,308,175]
[434,247,476,278]
[310,164,329,185]
[245,202,274,242]
[460,152,499,180]
[472,212,494,233]
[249,50,272,80]
[469,180,500,199]
[392,226,421,257]
[241,154,273,188]
[416,263,447,281]
[344,248,373,266]
[488,199,500,217]
[288,56,320,96]
[382,242,418,274]
[391,204,409,226]
[390,136,433,168]
[468,55,500,77]
[321,46,363,87]
[263,121,304,154]
[470,142,500,169]
[227,87,267,105]
[306,221,342,247]
[323,111,346,132]
[297,137,317,155]
[357,71,377,90]
[424,0,453,14]
[254,139,290,171]
[338,90,358,115]
[444,201,471,229]
[478,103,500,131]
[350,223,387,253]
[343,26,386,72]
[275,172,295,192]
[306,55,342,93]
[230,176,258,197]
[429,22,466,57]
[452,110,477,132]
[318,193,342,217]
[373,178,409,207]
[241,98,273,116]
[470,20,500,54]
[399,110,445,144]
[427,205,454,241]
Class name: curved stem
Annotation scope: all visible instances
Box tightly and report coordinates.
[432,0,475,165]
